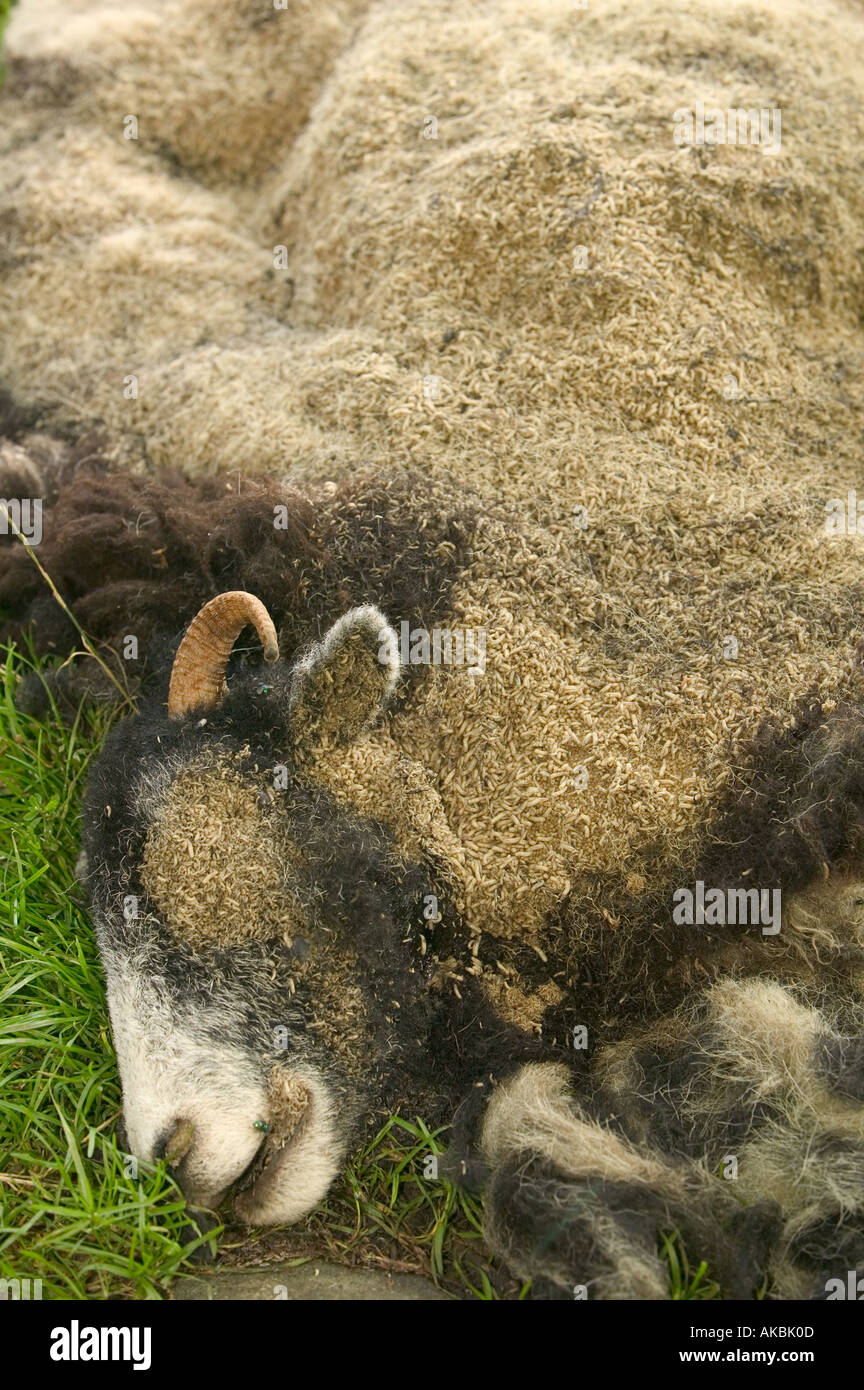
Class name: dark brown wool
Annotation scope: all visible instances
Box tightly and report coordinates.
[0,461,475,714]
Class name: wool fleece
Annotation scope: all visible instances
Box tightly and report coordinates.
[3,0,864,970]
[3,0,864,1300]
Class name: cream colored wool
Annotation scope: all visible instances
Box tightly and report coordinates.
[3,0,864,944]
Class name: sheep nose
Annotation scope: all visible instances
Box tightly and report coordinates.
[154,1117,196,1166]
[148,1114,265,1210]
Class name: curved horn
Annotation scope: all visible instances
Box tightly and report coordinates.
[168,591,279,718]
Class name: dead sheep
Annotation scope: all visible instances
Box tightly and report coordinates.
[9,522,864,1300]
[6,433,864,1297]
[3,0,864,1301]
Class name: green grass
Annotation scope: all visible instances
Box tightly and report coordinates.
[0,643,723,1299]
[661,1232,723,1301]
[223,1114,524,1300]
[0,648,208,1297]
[0,0,16,85]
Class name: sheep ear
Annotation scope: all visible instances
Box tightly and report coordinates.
[289,606,401,756]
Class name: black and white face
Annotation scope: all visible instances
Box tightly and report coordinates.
[99,927,353,1226]
[79,601,440,1224]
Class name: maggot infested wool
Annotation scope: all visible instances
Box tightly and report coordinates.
[4,0,864,1299]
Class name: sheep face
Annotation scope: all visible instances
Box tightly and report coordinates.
[79,600,440,1224]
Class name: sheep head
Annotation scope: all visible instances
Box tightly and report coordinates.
[80,593,447,1225]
